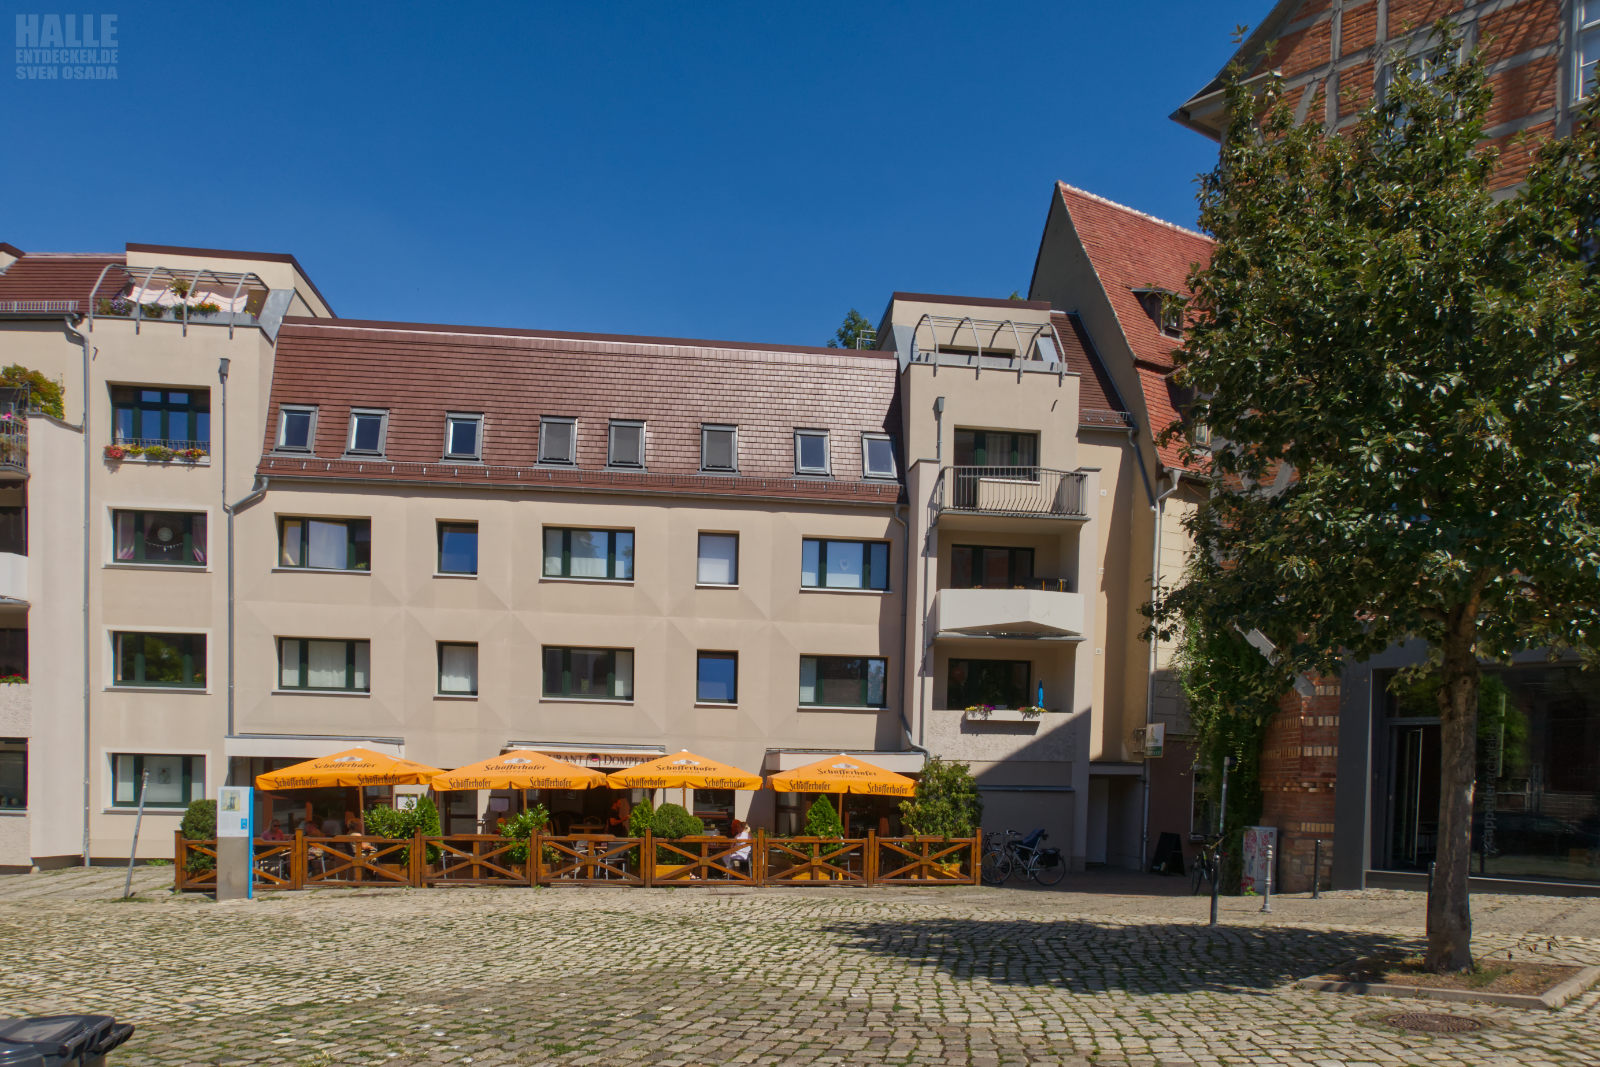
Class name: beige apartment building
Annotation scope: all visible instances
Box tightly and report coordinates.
[0,182,1210,872]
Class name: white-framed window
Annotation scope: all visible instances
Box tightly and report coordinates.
[346,408,388,455]
[697,532,738,586]
[437,642,478,696]
[444,413,483,460]
[701,424,737,472]
[794,429,830,475]
[278,638,370,692]
[276,405,316,452]
[1581,0,1600,101]
[861,434,896,479]
[111,753,203,808]
[608,420,645,468]
[539,416,576,465]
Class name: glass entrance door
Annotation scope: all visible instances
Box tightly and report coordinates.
[1388,724,1440,870]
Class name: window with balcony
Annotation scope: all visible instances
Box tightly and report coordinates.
[111,387,209,451]
[278,638,370,692]
[542,646,633,700]
[950,545,1035,589]
[701,424,737,472]
[799,655,887,708]
[697,651,738,704]
[1582,0,1600,100]
[276,405,316,451]
[539,416,576,464]
[794,430,830,475]
[111,753,203,808]
[113,510,206,566]
[801,538,889,590]
[696,532,738,586]
[437,521,478,575]
[113,631,205,688]
[0,740,24,810]
[279,517,371,571]
[954,428,1037,470]
[543,527,633,580]
[444,413,483,460]
[948,658,1031,709]
[608,420,645,468]
[438,642,478,697]
[345,408,388,456]
[862,434,896,479]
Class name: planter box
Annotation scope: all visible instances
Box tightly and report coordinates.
[962,707,1047,724]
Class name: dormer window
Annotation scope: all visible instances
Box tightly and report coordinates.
[444,413,483,460]
[346,409,388,456]
[701,424,737,473]
[1133,288,1184,338]
[539,416,576,465]
[608,420,645,469]
[794,429,830,476]
[277,405,316,451]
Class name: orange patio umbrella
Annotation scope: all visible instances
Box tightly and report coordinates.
[254,747,444,821]
[767,754,917,797]
[430,751,608,792]
[255,747,444,789]
[607,749,762,810]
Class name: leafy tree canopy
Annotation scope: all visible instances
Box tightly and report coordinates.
[1157,23,1600,970]
[827,309,875,350]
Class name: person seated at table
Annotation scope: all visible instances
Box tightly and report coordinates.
[607,795,631,836]
[261,819,287,841]
[729,819,752,871]
[344,810,364,835]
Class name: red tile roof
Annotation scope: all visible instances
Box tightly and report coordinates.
[1050,311,1130,429]
[259,320,904,505]
[1055,183,1211,371]
[0,251,125,311]
[1054,183,1212,473]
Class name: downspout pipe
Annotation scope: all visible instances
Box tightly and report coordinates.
[1139,466,1182,872]
[218,357,268,747]
[62,316,92,866]
[889,503,926,757]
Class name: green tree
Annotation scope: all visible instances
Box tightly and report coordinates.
[1159,25,1600,970]
[0,364,63,419]
[826,309,874,350]
[899,757,983,838]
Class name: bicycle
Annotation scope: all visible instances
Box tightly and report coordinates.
[1191,835,1222,895]
[981,828,1067,887]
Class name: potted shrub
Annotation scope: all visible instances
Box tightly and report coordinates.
[500,804,551,866]
[649,802,703,880]
[794,795,844,880]
[900,757,984,878]
[180,798,217,878]
[103,444,126,461]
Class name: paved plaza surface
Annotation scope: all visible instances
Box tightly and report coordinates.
[0,869,1597,1066]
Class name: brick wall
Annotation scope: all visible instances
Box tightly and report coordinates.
[1258,676,1339,892]
[1249,0,1569,190]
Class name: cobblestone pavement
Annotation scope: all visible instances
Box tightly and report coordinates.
[0,869,1596,1066]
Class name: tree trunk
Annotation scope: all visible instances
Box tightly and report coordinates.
[1427,607,1480,972]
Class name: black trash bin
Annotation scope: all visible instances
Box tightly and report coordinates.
[0,1016,135,1066]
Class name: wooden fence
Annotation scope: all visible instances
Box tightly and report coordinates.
[174,829,981,891]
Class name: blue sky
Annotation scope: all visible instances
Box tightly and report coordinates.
[3,2,1243,345]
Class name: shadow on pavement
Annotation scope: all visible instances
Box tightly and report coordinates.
[820,915,1414,996]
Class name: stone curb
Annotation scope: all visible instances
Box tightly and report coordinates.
[1295,964,1600,1010]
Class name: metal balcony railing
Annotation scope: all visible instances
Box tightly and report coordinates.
[0,429,25,474]
[930,466,1087,521]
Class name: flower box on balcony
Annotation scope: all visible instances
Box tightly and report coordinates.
[962,705,1050,724]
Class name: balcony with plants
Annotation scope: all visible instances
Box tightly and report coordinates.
[88,264,270,335]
